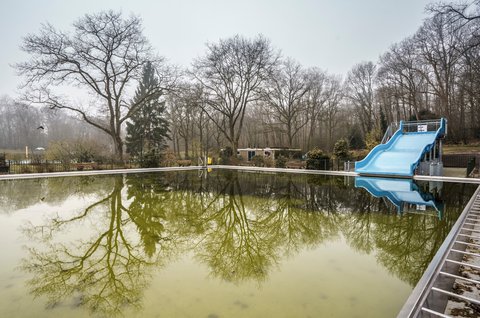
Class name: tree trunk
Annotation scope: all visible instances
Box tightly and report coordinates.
[113,134,124,162]
[184,138,189,159]
[232,140,238,158]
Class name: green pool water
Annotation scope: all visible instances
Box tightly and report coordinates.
[0,170,476,317]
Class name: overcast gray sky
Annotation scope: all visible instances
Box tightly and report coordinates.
[0,0,437,97]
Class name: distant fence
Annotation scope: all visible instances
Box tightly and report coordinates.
[3,160,137,175]
[308,159,350,171]
[443,154,480,169]
[246,158,353,171]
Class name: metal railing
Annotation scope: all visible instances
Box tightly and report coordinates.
[380,119,446,143]
[401,119,444,134]
[4,160,137,174]
[381,122,400,144]
[397,185,480,317]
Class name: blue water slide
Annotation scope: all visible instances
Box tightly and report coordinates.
[355,176,441,216]
[355,118,447,177]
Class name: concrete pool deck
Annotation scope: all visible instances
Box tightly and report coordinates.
[1,165,480,184]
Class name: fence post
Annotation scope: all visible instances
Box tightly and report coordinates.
[467,157,476,177]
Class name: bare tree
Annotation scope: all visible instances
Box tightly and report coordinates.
[322,75,344,150]
[261,58,310,148]
[378,38,428,121]
[346,62,377,136]
[413,14,466,138]
[428,1,480,23]
[304,68,328,149]
[167,83,204,158]
[427,1,480,141]
[0,96,45,149]
[16,11,176,161]
[192,35,278,154]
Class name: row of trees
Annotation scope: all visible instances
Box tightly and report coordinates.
[167,1,480,157]
[167,38,348,158]
[8,2,480,161]
[373,2,480,142]
[0,95,111,152]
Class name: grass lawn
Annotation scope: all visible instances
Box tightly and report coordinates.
[443,143,480,154]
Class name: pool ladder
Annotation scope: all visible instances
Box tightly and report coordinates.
[398,186,480,317]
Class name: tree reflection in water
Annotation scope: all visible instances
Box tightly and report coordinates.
[19,170,474,316]
[21,176,179,316]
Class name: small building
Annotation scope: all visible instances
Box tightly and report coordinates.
[237,147,302,161]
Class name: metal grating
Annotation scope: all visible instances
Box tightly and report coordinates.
[398,186,480,317]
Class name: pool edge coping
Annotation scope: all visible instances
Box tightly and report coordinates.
[1,164,479,184]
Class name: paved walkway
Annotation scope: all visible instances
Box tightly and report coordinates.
[398,186,480,317]
[1,165,480,184]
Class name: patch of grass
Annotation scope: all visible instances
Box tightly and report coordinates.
[443,143,480,154]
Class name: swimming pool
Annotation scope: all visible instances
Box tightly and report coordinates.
[0,169,476,317]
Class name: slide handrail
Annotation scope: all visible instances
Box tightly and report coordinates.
[380,122,400,144]
[402,118,446,135]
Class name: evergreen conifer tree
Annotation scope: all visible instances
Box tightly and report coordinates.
[126,62,169,165]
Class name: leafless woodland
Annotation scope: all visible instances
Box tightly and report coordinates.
[2,2,480,159]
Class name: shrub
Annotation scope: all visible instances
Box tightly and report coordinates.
[333,138,351,160]
[306,148,330,170]
[139,150,161,168]
[275,149,303,160]
[264,156,274,167]
[34,164,45,173]
[20,166,32,173]
[365,128,382,151]
[46,138,107,164]
[219,146,234,164]
[220,146,233,158]
[177,159,192,167]
[275,155,287,168]
[160,151,177,167]
[251,155,264,167]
